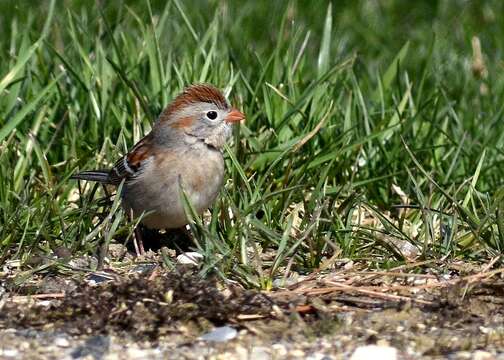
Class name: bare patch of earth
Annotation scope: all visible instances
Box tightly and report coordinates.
[1,254,504,359]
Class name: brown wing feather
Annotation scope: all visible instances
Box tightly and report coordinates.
[109,134,154,185]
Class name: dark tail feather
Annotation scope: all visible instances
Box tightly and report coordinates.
[71,170,111,184]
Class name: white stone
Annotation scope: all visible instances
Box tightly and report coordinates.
[473,350,495,360]
[0,349,19,357]
[125,347,159,360]
[344,260,354,270]
[350,345,398,360]
[54,337,70,347]
[249,346,270,360]
[306,354,329,360]
[199,326,237,342]
[289,349,305,358]
[271,343,287,357]
[234,345,248,360]
[177,252,204,266]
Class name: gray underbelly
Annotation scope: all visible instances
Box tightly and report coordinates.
[121,151,224,229]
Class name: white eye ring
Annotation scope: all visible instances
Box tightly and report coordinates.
[206,110,218,121]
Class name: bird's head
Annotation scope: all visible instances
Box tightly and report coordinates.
[156,84,245,149]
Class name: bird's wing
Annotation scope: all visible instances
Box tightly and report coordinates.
[109,133,154,185]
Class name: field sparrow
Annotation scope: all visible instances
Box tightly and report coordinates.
[72,84,245,233]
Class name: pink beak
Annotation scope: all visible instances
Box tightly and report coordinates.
[225,108,245,124]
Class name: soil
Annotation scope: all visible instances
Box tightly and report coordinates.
[1,251,504,359]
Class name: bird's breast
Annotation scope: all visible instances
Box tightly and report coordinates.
[181,147,225,209]
[121,145,224,229]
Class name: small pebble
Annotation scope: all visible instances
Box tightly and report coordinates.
[199,326,237,342]
[54,337,70,347]
[271,343,287,357]
[290,349,306,357]
[306,353,330,360]
[0,349,19,357]
[177,252,204,266]
[343,260,354,270]
[455,351,472,359]
[126,347,157,359]
[350,345,398,360]
[473,350,495,360]
[234,345,248,360]
[249,346,270,360]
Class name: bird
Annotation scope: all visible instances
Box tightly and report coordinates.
[72,84,245,253]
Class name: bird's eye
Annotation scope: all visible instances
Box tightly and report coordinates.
[206,111,218,120]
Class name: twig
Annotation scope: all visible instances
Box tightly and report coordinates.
[236,314,268,321]
[10,292,66,302]
[148,266,160,281]
[349,271,437,279]
[481,256,501,273]
[322,281,433,305]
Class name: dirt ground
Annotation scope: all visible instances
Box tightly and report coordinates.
[1,251,504,359]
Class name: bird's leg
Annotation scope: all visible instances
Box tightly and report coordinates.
[134,226,145,256]
[129,209,145,256]
[133,225,145,256]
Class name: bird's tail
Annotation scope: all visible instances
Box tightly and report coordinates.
[71,170,111,184]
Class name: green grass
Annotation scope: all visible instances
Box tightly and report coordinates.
[1,0,504,288]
